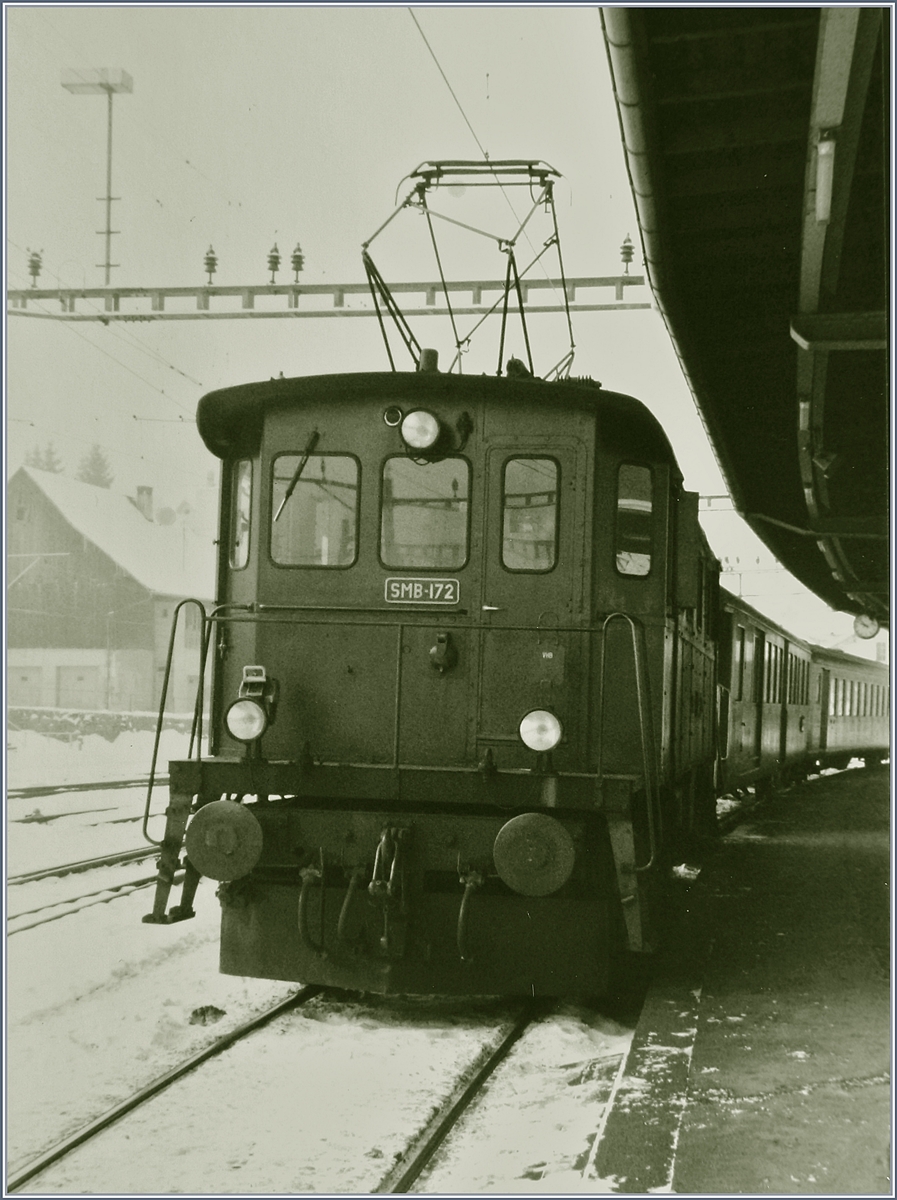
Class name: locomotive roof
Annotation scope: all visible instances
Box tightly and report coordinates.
[196,370,679,470]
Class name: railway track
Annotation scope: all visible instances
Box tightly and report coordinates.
[6,844,175,926]
[9,847,157,885]
[7,870,177,935]
[8,991,550,1194]
[373,1000,552,1193]
[7,846,170,935]
[7,986,324,1193]
[8,777,165,801]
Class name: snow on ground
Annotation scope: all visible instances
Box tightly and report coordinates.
[8,785,165,875]
[20,987,635,1196]
[7,729,637,1195]
[8,885,297,1173]
[23,990,526,1194]
[7,726,192,790]
[418,1006,635,1193]
[6,729,194,870]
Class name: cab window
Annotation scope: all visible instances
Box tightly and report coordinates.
[380,456,469,569]
[502,458,558,571]
[230,459,252,569]
[271,454,359,566]
[616,464,653,576]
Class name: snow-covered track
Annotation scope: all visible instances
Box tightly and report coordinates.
[8,777,165,800]
[6,985,323,1194]
[9,846,156,885]
[373,999,553,1193]
[7,868,176,935]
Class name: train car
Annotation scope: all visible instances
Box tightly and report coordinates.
[716,591,889,793]
[717,592,815,793]
[143,358,723,996]
[810,645,890,770]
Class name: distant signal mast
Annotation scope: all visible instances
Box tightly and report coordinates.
[61,68,133,286]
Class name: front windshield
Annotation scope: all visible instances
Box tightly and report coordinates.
[380,457,469,569]
[270,454,359,566]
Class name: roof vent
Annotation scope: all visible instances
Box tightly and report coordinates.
[418,348,439,373]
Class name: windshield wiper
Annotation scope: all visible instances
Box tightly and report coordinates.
[274,429,320,521]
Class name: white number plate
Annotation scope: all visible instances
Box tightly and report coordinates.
[384,578,460,604]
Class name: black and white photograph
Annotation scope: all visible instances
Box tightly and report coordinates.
[5,5,890,1195]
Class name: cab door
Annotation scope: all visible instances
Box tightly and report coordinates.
[476,435,588,768]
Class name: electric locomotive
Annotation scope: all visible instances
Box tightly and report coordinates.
[141,158,888,996]
[143,357,720,995]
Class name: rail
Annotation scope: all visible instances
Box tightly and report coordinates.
[8,778,165,801]
[6,986,323,1193]
[8,870,175,935]
[372,1000,552,1192]
[9,846,156,884]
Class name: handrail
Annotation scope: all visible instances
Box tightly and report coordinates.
[141,598,208,847]
[595,612,661,871]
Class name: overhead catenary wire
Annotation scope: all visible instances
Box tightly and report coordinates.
[403,10,574,370]
[407,10,570,285]
[7,241,203,398]
[7,252,197,417]
[408,8,491,162]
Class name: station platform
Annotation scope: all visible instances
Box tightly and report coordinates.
[594,766,891,1194]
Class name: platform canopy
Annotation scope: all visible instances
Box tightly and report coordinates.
[602,7,889,625]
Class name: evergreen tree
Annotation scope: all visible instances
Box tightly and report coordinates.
[25,442,64,472]
[76,443,114,488]
[42,441,64,472]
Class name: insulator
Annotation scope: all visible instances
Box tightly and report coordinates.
[27,249,42,287]
[204,245,217,284]
[267,243,281,282]
[291,242,304,281]
[620,235,634,273]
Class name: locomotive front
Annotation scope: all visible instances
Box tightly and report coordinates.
[145,364,692,995]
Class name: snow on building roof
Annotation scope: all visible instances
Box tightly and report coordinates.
[16,467,216,599]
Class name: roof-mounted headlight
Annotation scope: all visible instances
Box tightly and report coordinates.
[518,709,563,752]
[401,409,441,451]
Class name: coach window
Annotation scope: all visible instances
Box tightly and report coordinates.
[733,626,745,699]
[381,456,469,569]
[615,465,653,576]
[230,459,252,569]
[502,458,558,571]
[271,454,359,567]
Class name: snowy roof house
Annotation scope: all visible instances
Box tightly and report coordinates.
[9,466,216,601]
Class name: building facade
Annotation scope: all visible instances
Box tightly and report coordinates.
[7,467,214,714]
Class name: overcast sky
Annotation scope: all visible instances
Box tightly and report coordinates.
[4,4,866,643]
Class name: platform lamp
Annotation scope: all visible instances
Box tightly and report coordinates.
[61,68,133,285]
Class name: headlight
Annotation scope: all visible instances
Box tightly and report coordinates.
[518,709,562,752]
[226,698,268,743]
[401,409,440,450]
